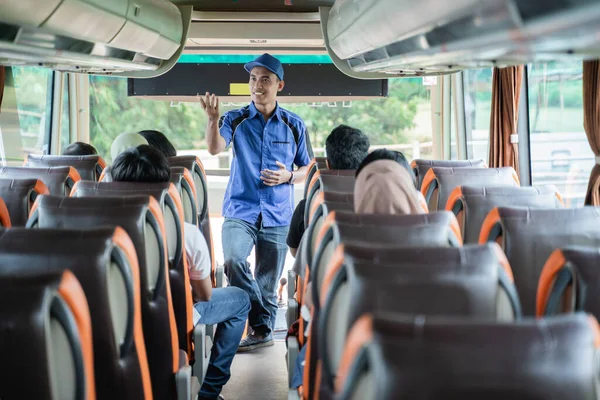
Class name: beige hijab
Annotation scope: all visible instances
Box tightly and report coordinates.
[354,160,424,215]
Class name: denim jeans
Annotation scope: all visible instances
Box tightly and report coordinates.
[195,287,250,398]
[222,217,289,336]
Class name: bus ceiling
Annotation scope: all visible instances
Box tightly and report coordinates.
[0,0,599,79]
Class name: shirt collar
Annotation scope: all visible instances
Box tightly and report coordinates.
[249,101,282,121]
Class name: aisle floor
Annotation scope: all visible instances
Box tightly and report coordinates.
[220,340,288,400]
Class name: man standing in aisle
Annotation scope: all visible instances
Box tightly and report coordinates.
[200,53,311,351]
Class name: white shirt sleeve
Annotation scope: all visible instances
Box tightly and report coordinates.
[183,222,211,281]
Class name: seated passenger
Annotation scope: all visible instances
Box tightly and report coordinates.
[139,129,177,157]
[354,149,423,215]
[62,141,98,156]
[111,145,250,400]
[286,124,370,257]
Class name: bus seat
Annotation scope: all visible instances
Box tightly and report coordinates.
[170,166,199,226]
[0,166,81,196]
[411,158,486,190]
[68,181,199,364]
[317,242,519,398]
[480,206,600,315]
[303,158,329,198]
[28,194,188,399]
[304,171,355,228]
[167,156,218,288]
[0,270,94,400]
[337,313,600,400]
[421,166,518,211]
[25,154,107,181]
[0,227,153,400]
[304,195,355,271]
[446,185,563,243]
[311,210,462,306]
[537,246,600,318]
[0,178,49,226]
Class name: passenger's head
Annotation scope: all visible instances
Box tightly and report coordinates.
[355,149,414,185]
[354,159,424,216]
[110,132,148,161]
[62,142,97,156]
[325,125,370,170]
[244,53,285,106]
[111,145,171,183]
[138,130,177,158]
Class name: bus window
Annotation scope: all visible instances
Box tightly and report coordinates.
[0,67,52,165]
[528,62,593,207]
[464,68,493,161]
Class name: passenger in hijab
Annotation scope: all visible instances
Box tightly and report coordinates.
[354,149,424,215]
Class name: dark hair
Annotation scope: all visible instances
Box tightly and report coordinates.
[325,125,370,170]
[138,130,177,158]
[62,142,98,156]
[355,149,416,187]
[111,145,171,183]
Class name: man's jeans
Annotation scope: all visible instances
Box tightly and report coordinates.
[222,217,288,336]
[195,287,250,398]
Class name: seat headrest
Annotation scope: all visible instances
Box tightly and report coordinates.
[412,158,486,189]
[0,166,81,196]
[422,166,518,211]
[26,154,106,181]
[341,313,599,399]
[167,155,206,174]
[448,184,563,243]
[0,270,94,400]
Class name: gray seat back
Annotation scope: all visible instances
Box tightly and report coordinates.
[0,178,49,226]
[449,185,563,243]
[169,166,198,226]
[0,166,81,196]
[305,171,355,227]
[26,154,107,181]
[0,227,151,399]
[481,206,600,315]
[422,166,519,211]
[0,271,93,400]
[412,159,486,190]
[339,313,600,400]
[320,243,520,394]
[312,211,462,308]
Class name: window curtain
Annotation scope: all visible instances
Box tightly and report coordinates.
[0,66,5,113]
[488,65,524,176]
[583,60,600,205]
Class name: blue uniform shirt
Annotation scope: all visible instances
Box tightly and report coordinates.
[219,102,311,227]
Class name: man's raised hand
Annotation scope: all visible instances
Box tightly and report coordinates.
[199,92,220,120]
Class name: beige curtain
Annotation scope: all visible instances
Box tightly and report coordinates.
[488,66,524,176]
[583,60,600,205]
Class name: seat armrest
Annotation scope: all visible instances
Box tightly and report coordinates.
[287,299,298,329]
[175,363,200,400]
[288,389,301,400]
[287,336,299,388]
[288,270,296,299]
[193,323,213,385]
[215,265,225,288]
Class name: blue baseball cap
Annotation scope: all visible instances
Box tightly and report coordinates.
[244,53,284,81]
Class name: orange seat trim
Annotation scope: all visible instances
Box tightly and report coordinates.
[536,249,566,317]
[491,243,514,282]
[58,270,96,400]
[335,314,374,394]
[309,192,325,224]
[479,207,501,245]
[112,226,154,400]
[0,197,11,228]
[420,168,436,198]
